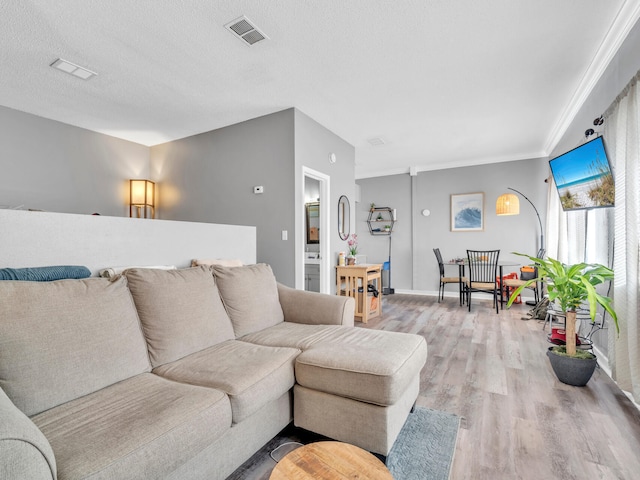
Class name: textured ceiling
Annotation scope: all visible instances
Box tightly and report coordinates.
[1,1,639,178]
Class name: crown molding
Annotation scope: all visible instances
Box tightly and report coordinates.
[543,0,640,155]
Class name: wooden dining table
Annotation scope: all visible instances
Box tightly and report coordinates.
[446,259,520,309]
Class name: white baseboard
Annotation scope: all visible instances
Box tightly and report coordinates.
[393,289,440,297]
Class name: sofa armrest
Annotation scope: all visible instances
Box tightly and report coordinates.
[277,283,355,326]
[0,387,56,480]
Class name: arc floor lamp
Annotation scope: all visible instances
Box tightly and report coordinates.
[496,187,545,252]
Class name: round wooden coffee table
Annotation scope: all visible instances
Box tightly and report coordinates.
[269,441,393,479]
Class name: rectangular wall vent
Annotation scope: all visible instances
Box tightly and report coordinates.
[225,16,269,46]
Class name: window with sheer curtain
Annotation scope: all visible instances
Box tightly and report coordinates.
[604,71,640,404]
[547,71,640,403]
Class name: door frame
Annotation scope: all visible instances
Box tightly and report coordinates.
[298,167,330,294]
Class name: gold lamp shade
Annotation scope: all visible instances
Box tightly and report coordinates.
[496,193,520,216]
[129,179,155,218]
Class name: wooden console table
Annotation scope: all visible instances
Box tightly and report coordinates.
[269,441,393,479]
[336,264,382,323]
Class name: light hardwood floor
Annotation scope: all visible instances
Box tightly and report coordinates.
[361,294,640,480]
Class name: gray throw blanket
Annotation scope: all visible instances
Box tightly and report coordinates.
[0,266,91,281]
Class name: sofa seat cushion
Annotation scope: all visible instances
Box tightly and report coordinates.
[31,373,231,480]
[153,340,299,423]
[0,277,151,417]
[295,329,427,406]
[212,264,284,337]
[239,322,347,349]
[124,266,235,368]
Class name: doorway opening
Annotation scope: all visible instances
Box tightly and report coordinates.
[299,167,330,294]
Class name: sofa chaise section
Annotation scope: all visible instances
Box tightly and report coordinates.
[225,268,428,456]
[293,329,427,455]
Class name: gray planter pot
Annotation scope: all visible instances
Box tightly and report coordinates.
[547,347,597,386]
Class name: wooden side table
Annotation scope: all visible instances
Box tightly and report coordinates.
[336,264,382,323]
[269,441,393,479]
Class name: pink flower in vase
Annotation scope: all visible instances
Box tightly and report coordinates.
[347,233,358,257]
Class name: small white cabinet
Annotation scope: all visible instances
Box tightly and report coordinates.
[305,263,320,292]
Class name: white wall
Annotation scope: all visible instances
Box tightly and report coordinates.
[0,209,256,275]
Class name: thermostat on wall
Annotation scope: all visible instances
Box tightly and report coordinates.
[253,186,264,194]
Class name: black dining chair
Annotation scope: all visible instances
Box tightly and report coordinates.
[466,249,500,313]
[433,248,466,305]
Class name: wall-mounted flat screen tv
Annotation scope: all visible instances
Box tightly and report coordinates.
[549,136,615,211]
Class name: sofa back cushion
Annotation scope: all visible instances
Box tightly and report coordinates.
[0,277,151,416]
[124,266,235,367]
[212,263,284,337]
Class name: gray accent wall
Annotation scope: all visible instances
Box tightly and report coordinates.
[0,105,149,216]
[150,109,296,284]
[150,108,356,288]
[357,158,548,296]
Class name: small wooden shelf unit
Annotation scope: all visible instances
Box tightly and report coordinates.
[367,207,395,235]
[336,264,382,323]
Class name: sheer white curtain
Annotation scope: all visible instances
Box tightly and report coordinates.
[604,71,640,403]
[546,179,589,265]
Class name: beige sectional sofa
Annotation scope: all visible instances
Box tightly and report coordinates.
[0,264,427,480]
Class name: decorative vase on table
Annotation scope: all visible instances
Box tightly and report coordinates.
[347,234,358,266]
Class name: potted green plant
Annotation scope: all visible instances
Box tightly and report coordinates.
[507,253,618,386]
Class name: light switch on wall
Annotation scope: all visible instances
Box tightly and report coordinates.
[281,230,288,241]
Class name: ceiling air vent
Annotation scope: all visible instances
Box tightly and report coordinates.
[225,16,269,46]
[50,58,97,80]
[367,137,387,147]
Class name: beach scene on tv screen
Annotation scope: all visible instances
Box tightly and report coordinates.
[550,137,615,210]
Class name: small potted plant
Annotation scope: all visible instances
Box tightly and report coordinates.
[507,253,617,386]
[384,225,391,232]
[370,202,376,212]
[346,233,358,265]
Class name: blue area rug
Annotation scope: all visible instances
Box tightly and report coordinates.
[227,406,459,479]
[386,406,460,480]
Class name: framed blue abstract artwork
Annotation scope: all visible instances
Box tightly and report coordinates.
[450,192,484,232]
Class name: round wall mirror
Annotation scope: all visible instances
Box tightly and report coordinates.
[338,195,350,240]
